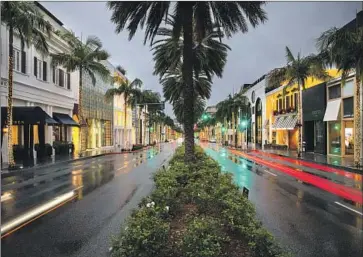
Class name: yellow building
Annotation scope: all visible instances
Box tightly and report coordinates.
[265,69,341,150]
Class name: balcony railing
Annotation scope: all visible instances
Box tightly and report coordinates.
[273,107,297,116]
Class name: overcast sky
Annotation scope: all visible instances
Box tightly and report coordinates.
[41,1,361,118]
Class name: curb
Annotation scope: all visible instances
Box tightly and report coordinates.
[1,145,158,179]
[226,147,363,175]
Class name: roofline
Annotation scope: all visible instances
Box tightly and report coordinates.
[35,2,64,26]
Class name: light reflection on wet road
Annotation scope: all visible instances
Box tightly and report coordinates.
[1,143,177,257]
[202,143,363,257]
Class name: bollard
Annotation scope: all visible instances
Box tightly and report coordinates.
[242,187,249,198]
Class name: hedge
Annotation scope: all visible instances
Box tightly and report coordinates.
[111,145,289,257]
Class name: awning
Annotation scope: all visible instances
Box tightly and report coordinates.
[272,116,283,129]
[53,113,79,126]
[282,115,298,130]
[1,107,58,126]
[323,99,341,121]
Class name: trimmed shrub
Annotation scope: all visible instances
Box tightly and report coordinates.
[131,144,143,151]
[111,145,287,257]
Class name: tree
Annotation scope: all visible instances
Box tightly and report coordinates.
[51,31,110,154]
[173,96,206,126]
[267,46,330,157]
[105,78,143,131]
[1,1,52,167]
[116,65,126,76]
[216,93,248,147]
[107,1,267,161]
[316,22,363,167]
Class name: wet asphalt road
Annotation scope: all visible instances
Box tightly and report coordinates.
[202,143,363,257]
[1,142,178,257]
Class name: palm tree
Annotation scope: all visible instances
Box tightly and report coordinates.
[51,31,110,154]
[105,78,143,131]
[173,96,206,126]
[116,65,126,76]
[267,46,330,157]
[1,2,52,167]
[316,21,362,167]
[107,1,267,161]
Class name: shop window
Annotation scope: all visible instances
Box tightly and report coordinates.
[342,80,354,97]
[328,121,341,155]
[11,125,19,145]
[344,121,354,155]
[343,97,353,118]
[328,84,341,100]
[290,95,294,109]
[275,100,278,111]
[33,125,39,144]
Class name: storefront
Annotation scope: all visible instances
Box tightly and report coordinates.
[302,82,327,154]
[323,76,355,157]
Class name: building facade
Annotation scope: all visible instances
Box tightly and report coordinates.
[241,75,267,149]
[1,3,78,166]
[265,69,340,151]
[112,72,134,150]
[73,60,114,152]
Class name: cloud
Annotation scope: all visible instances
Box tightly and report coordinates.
[40,1,361,117]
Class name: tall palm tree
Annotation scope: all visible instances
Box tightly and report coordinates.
[51,31,110,154]
[105,78,143,130]
[173,96,206,126]
[107,1,267,161]
[316,20,362,167]
[267,46,330,157]
[1,1,52,167]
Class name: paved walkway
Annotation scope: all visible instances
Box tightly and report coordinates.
[262,148,362,172]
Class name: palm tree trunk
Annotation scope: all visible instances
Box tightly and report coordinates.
[7,25,15,167]
[297,82,303,157]
[354,74,361,167]
[181,2,195,162]
[78,68,83,155]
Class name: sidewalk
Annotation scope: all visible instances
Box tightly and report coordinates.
[1,144,157,176]
[262,148,362,173]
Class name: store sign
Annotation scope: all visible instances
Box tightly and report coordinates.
[302,82,326,121]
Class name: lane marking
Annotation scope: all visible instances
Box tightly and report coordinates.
[335,202,363,216]
[264,169,277,177]
[117,164,127,171]
[1,191,77,238]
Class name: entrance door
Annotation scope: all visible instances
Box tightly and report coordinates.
[288,129,298,150]
[304,121,314,152]
[314,120,326,154]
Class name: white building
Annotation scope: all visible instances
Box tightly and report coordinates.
[241,74,267,149]
[112,71,134,150]
[1,3,78,166]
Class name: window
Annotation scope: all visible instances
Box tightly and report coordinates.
[34,57,47,81]
[344,121,354,155]
[278,98,283,111]
[67,73,71,89]
[275,100,278,111]
[59,69,64,87]
[52,66,56,83]
[285,95,290,109]
[290,95,294,109]
[343,97,353,118]
[342,80,354,97]
[329,121,341,155]
[13,49,21,72]
[328,84,341,99]
[294,93,298,108]
[13,49,26,73]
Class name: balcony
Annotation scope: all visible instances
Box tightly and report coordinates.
[273,107,297,116]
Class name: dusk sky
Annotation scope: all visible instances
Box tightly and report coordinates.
[41,1,361,118]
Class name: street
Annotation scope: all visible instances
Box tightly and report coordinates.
[1,143,178,257]
[201,142,363,257]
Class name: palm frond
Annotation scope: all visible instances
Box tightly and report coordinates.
[285,46,295,63]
